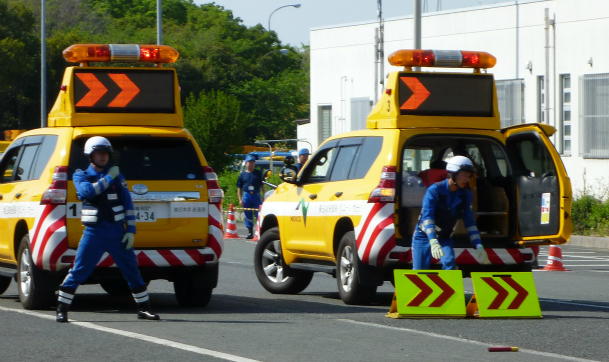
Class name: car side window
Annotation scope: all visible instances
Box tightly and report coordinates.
[513,136,556,177]
[349,136,382,179]
[31,135,58,180]
[14,144,39,181]
[330,145,359,181]
[303,147,337,183]
[0,147,21,183]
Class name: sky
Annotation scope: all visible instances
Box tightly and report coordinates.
[194,0,511,46]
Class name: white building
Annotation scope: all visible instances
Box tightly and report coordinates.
[300,0,609,197]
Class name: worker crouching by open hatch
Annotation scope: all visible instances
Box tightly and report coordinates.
[411,156,490,270]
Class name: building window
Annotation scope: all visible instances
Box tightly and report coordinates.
[581,73,609,158]
[350,97,372,131]
[559,74,572,155]
[496,79,525,128]
[537,75,545,124]
[318,105,332,144]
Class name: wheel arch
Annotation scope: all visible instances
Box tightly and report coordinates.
[14,220,29,258]
[333,217,355,257]
[260,214,279,236]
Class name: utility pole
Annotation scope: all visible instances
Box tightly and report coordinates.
[414,0,422,71]
[157,0,163,44]
[40,0,47,127]
[375,0,385,102]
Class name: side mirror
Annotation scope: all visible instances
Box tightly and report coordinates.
[280,165,298,184]
[263,169,272,179]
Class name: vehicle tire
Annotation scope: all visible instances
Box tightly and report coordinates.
[17,234,57,310]
[0,276,11,294]
[336,231,377,305]
[100,280,132,296]
[254,227,313,294]
[174,271,213,307]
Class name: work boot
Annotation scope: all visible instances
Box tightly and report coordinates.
[246,227,254,239]
[56,286,75,323]
[137,301,160,320]
[56,302,69,323]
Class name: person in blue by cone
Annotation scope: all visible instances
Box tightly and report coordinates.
[411,155,490,270]
[237,154,264,239]
[56,136,159,323]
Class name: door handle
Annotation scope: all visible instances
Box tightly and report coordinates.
[308,194,317,200]
[334,192,343,197]
[15,193,22,199]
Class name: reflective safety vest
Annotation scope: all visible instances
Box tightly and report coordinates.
[81,176,125,226]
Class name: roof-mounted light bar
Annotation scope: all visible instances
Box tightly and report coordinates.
[63,44,179,64]
[388,49,496,69]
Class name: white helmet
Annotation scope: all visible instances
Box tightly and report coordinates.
[84,136,113,156]
[446,156,475,174]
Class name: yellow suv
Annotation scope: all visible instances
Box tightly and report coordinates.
[0,44,224,309]
[254,49,572,304]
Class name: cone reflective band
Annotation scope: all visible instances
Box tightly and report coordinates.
[63,44,179,63]
[388,49,496,69]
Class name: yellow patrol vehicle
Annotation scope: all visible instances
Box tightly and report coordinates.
[255,49,572,304]
[0,44,224,309]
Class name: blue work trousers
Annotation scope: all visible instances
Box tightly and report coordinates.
[242,192,261,230]
[61,221,145,290]
[411,233,456,270]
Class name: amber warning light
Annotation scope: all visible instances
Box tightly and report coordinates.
[389,49,496,69]
[63,44,179,64]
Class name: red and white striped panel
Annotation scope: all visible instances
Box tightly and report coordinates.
[354,202,396,267]
[206,203,224,258]
[86,248,216,267]
[29,204,69,272]
[384,245,535,265]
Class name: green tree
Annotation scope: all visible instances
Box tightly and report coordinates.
[184,90,245,170]
[0,1,39,130]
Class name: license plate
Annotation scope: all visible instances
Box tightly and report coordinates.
[135,205,157,222]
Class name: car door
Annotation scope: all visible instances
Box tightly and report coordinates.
[0,141,23,259]
[281,141,339,257]
[503,124,572,244]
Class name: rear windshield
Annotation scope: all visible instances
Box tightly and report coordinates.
[69,137,204,180]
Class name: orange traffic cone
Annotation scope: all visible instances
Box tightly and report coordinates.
[223,204,239,239]
[542,245,569,271]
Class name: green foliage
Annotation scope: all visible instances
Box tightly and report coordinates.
[218,170,239,208]
[571,195,609,235]
[7,0,309,164]
[184,90,244,171]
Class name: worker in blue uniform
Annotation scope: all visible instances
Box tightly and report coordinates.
[295,148,310,172]
[411,155,490,270]
[237,154,264,239]
[56,136,159,323]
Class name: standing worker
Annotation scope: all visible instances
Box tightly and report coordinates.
[295,148,310,172]
[411,156,489,270]
[237,154,264,239]
[56,136,159,323]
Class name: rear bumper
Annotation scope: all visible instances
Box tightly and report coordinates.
[56,247,218,270]
[384,245,536,266]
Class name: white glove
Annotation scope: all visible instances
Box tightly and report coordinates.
[107,166,120,179]
[473,244,489,264]
[429,239,444,259]
[122,232,135,249]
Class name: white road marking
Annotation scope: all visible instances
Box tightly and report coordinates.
[0,305,260,362]
[338,319,597,362]
[537,299,609,311]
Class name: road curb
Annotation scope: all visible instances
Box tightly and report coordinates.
[568,235,609,250]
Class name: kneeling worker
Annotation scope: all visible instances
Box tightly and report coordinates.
[56,136,159,322]
[412,156,489,270]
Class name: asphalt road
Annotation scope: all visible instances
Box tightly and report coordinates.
[1,239,608,362]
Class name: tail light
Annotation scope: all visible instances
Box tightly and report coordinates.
[368,166,396,203]
[41,166,68,205]
[203,166,224,204]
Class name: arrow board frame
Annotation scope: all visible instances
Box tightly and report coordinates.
[470,272,542,318]
[73,68,175,114]
[394,269,465,317]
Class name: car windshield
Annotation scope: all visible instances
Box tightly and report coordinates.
[69,137,204,180]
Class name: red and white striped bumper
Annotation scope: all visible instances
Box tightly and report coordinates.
[59,247,218,268]
[385,245,536,265]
